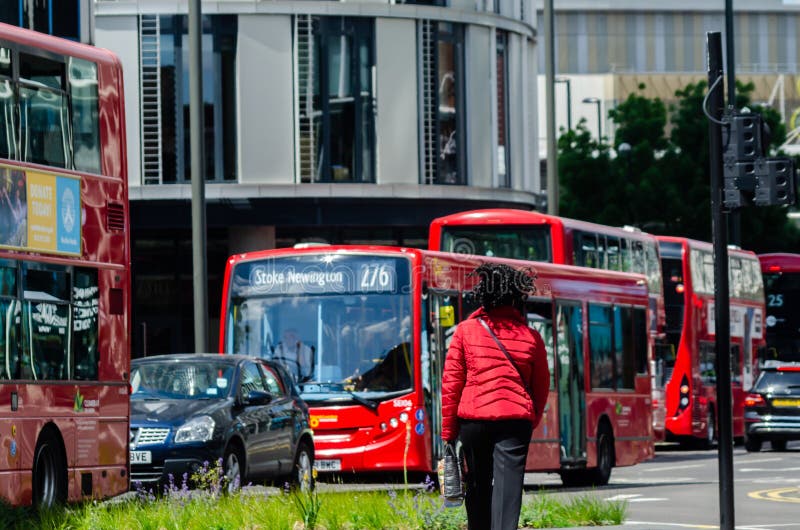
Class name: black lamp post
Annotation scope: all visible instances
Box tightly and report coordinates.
[582,97,602,140]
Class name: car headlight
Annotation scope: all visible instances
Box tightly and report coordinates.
[174,416,215,443]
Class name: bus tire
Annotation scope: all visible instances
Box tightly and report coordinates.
[744,434,761,452]
[32,429,67,508]
[591,424,615,486]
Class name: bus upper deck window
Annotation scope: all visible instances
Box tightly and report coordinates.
[69,58,101,174]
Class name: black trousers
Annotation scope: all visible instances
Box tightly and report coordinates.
[459,419,533,530]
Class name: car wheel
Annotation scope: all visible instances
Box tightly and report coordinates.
[223,443,245,493]
[744,434,762,452]
[32,432,67,508]
[291,440,315,492]
[771,440,787,452]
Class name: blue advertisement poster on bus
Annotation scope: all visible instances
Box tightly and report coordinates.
[0,166,81,256]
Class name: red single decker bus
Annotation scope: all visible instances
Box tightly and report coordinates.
[759,254,800,364]
[658,237,765,445]
[429,208,668,439]
[0,24,130,506]
[219,245,654,486]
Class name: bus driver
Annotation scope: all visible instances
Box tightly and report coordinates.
[272,328,313,383]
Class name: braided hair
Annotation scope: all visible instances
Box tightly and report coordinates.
[469,263,537,313]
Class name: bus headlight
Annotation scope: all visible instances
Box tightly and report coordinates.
[399,412,409,423]
[175,416,215,443]
[389,418,399,428]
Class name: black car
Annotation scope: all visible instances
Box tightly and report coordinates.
[744,362,800,452]
[129,354,314,490]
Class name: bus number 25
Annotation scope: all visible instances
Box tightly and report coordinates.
[768,294,784,307]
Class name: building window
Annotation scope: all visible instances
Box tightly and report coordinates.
[296,16,375,183]
[0,0,80,41]
[496,31,510,187]
[420,21,466,185]
[147,15,237,184]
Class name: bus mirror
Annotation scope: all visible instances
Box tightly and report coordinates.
[439,306,455,327]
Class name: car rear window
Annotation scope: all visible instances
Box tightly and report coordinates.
[754,370,800,393]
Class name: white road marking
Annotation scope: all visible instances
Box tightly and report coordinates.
[740,467,800,473]
[605,493,667,503]
[641,463,706,472]
[735,457,782,465]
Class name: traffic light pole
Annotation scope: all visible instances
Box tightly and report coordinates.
[707,32,735,530]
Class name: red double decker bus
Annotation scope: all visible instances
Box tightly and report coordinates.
[759,253,800,364]
[658,237,765,445]
[219,245,653,486]
[428,208,668,438]
[0,24,130,506]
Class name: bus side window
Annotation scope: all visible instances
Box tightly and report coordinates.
[69,58,101,174]
[22,265,71,381]
[607,237,621,271]
[575,232,599,269]
[73,268,99,380]
[699,341,716,383]
[588,303,614,389]
[18,52,71,169]
[0,262,19,380]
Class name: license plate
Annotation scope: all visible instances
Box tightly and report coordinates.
[314,459,341,472]
[130,451,152,464]
[772,398,800,407]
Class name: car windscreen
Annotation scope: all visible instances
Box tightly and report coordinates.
[753,370,800,393]
[130,360,235,399]
[225,253,413,397]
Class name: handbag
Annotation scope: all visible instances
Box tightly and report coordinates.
[437,441,465,507]
[478,318,534,402]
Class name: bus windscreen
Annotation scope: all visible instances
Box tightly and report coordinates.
[226,254,413,398]
[440,225,551,261]
[763,271,800,362]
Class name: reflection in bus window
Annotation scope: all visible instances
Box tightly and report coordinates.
[229,292,412,393]
[73,268,99,380]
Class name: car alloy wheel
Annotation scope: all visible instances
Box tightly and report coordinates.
[223,444,244,493]
[294,442,314,492]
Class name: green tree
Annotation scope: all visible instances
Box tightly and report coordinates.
[557,80,800,252]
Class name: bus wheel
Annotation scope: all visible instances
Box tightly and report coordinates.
[744,434,761,452]
[32,431,67,508]
[592,424,615,486]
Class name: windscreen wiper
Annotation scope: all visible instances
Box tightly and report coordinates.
[347,391,379,412]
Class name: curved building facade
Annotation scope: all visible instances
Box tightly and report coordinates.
[93,0,539,353]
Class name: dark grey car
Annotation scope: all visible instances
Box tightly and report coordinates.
[129,354,315,490]
[744,363,800,452]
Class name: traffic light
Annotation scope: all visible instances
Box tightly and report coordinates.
[722,110,797,209]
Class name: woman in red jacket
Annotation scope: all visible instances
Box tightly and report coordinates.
[441,263,550,530]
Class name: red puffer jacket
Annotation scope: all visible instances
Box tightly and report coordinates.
[441,306,550,442]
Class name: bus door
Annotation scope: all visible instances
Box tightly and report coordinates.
[555,301,586,465]
[426,291,458,463]
[526,299,560,468]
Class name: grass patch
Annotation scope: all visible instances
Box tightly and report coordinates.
[0,488,626,530]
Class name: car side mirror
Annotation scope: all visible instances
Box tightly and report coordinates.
[244,389,273,406]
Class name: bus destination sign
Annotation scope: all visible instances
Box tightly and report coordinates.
[233,255,409,296]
